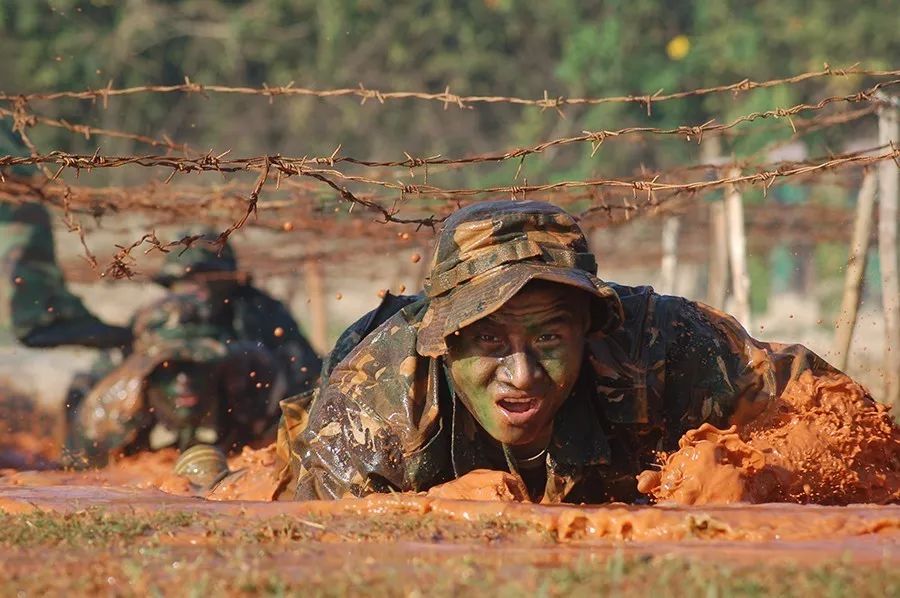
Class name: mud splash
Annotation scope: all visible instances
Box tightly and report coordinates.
[0,390,61,470]
[0,432,58,470]
[207,444,286,501]
[638,371,900,505]
[426,469,529,502]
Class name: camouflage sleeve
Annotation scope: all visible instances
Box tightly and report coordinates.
[1,203,130,349]
[289,300,438,500]
[321,293,423,382]
[66,372,152,468]
[657,296,840,446]
[292,388,408,500]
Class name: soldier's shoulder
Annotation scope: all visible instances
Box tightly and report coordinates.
[607,282,704,328]
[230,284,301,332]
[314,296,437,456]
[324,293,425,377]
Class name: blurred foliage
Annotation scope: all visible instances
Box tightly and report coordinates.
[0,1,895,315]
[0,0,896,186]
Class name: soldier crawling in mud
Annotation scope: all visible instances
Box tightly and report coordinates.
[153,233,322,397]
[66,292,284,468]
[65,231,323,415]
[212,200,883,504]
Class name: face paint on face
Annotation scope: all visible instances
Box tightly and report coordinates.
[445,281,591,453]
[146,361,218,429]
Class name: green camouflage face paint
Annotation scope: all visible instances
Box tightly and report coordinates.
[446,282,590,450]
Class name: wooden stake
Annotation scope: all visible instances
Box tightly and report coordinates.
[833,171,878,370]
[660,215,680,295]
[725,167,751,327]
[876,93,900,406]
[303,258,328,354]
[703,135,728,308]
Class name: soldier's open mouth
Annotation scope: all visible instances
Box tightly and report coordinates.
[175,395,199,408]
[496,397,540,424]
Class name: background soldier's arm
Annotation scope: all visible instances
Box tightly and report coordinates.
[66,376,152,468]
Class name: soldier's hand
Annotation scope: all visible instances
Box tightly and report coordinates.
[426,469,529,502]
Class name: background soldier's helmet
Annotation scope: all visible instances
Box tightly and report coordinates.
[417,199,625,357]
[152,229,239,287]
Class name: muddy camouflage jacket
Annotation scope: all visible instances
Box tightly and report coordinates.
[280,284,841,503]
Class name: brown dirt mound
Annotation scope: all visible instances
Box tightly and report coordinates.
[638,371,900,505]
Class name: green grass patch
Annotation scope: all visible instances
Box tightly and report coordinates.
[0,509,195,547]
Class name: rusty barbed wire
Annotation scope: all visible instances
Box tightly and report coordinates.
[57,201,861,285]
[0,105,192,154]
[3,94,876,169]
[9,79,893,177]
[3,65,897,116]
[5,140,889,208]
[3,69,897,278]
[3,141,893,277]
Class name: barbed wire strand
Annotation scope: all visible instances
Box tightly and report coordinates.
[3,65,897,115]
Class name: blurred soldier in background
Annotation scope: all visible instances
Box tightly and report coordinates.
[63,230,323,420]
[153,231,322,396]
[65,293,284,468]
[0,202,132,349]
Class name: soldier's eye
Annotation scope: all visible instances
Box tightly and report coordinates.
[477,334,502,345]
[536,333,561,343]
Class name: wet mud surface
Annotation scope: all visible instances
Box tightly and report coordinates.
[0,483,899,595]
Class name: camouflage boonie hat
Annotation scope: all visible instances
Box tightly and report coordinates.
[417,200,624,357]
[153,229,238,287]
[80,295,229,430]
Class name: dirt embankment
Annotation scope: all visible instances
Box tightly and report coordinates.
[637,371,900,505]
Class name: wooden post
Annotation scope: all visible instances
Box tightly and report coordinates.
[660,215,680,295]
[303,258,329,354]
[876,93,900,406]
[703,135,728,308]
[833,171,878,370]
[724,167,751,327]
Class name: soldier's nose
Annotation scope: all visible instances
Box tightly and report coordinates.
[498,350,542,390]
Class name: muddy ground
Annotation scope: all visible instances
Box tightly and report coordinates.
[1,373,899,597]
[0,466,898,596]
